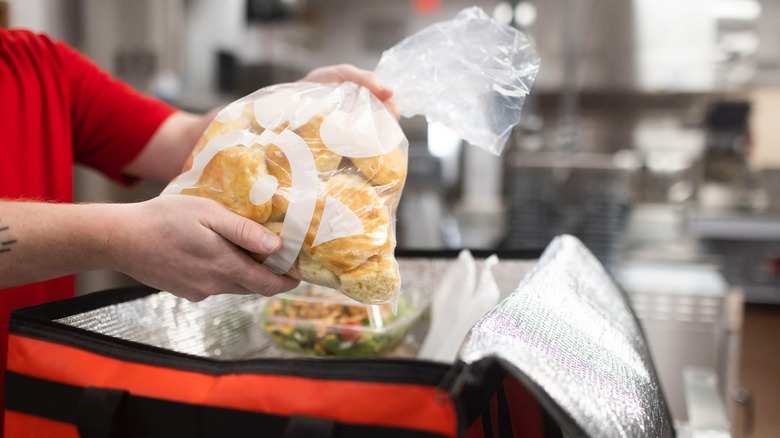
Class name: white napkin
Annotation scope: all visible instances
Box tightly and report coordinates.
[418,252,501,363]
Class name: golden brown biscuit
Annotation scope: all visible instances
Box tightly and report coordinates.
[264,116,344,221]
[339,255,401,303]
[296,251,341,290]
[184,104,260,172]
[304,173,392,275]
[349,146,407,193]
[182,145,272,223]
[294,115,343,173]
[263,221,284,235]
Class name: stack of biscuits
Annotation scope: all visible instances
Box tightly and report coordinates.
[170,85,407,304]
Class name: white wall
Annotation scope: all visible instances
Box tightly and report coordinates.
[7,0,84,49]
[8,0,67,38]
[182,0,246,92]
[633,0,717,91]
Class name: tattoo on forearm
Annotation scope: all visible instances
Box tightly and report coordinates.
[0,224,14,254]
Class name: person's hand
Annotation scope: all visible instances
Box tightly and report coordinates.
[301,64,392,101]
[300,64,398,116]
[110,195,299,302]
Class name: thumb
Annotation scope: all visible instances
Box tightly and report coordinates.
[209,211,281,254]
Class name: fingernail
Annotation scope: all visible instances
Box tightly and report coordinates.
[260,233,280,252]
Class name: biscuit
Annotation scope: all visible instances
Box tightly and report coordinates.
[349,146,407,194]
[265,116,343,220]
[296,251,341,290]
[190,105,257,160]
[304,173,392,275]
[339,255,401,304]
[182,145,272,223]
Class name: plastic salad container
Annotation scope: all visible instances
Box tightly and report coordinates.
[261,284,424,357]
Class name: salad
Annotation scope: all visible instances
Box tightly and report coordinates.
[262,285,420,357]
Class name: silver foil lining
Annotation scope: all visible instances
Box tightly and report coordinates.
[460,235,674,437]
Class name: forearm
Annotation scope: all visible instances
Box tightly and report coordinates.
[0,201,120,287]
[0,196,298,300]
[123,110,217,182]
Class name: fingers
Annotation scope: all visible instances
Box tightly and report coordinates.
[233,256,301,297]
[127,196,300,302]
[301,64,394,103]
[175,254,299,302]
[339,65,394,102]
[384,98,400,120]
[207,209,281,255]
[201,202,299,296]
[336,65,397,117]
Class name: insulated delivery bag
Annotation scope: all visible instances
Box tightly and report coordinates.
[5,237,674,437]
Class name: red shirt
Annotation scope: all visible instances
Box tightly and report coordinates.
[0,29,175,427]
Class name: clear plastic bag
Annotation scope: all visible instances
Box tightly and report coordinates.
[162,7,539,304]
[375,6,540,155]
[163,82,407,304]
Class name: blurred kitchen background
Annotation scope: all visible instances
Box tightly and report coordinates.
[4,0,780,435]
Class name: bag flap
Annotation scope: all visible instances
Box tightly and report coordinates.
[459,235,675,437]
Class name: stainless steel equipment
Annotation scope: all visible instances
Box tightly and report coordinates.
[502,150,639,266]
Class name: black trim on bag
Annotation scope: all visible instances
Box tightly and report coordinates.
[5,372,450,438]
[490,357,576,438]
[495,380,514,437]
[435,361,470,438]
[9,287,450,386]
[453,358,504,428]
[452,357,564,438]
[12,285,158,321]
[480,410,494,438]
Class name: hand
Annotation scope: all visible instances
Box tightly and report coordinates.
[300,64,398,116]
[110,195,300,301]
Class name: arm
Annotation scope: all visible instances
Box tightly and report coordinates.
[9,64,388,300]
[121,109,217,182]
[0,196,299,301]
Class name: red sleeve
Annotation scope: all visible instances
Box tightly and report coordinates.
[55,39,176,183]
